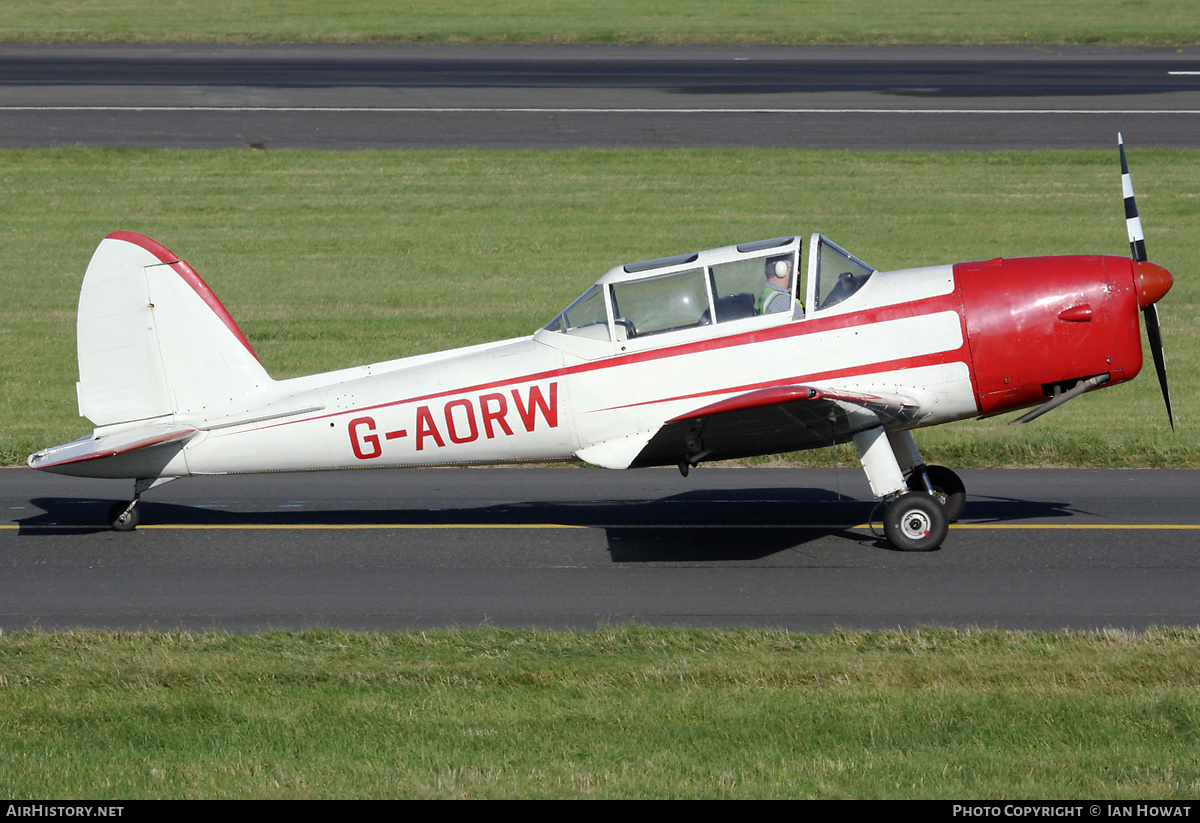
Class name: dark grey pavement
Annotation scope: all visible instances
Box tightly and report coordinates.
[4,467,1198,633]
[2,44,1199,149]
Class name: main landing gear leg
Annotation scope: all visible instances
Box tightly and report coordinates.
[853,427,949,552]
[889,430,967,523]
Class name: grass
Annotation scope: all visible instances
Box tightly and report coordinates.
[2,626,1199,798]
[3,147,1195,468]
[1,1,1198,45]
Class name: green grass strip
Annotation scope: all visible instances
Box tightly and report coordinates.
[3,626,1199,798]
[4,147,1195,468]
[1,1,1198,45]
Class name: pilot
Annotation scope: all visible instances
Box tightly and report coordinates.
[756,256,803,316]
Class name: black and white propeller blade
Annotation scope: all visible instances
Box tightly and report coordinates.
[1121,134,1147,263]
[1120,133,1174,431]
[1143,302,1173,430]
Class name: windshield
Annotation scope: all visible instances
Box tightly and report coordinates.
[543,284,610,341]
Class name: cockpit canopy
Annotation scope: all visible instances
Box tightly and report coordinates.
[808,235,876,312]
[542,234,876,344]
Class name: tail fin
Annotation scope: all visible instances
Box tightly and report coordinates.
[75,231,270,426]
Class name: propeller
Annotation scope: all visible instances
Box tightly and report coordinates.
[1120,133,1174,431]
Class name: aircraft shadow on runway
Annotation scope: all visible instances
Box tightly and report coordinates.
[18,488,1076,558]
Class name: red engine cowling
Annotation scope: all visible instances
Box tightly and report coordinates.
[955,255,1146,417]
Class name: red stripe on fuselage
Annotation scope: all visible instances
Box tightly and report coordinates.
[588,349,968,416]
[228,293,967,436]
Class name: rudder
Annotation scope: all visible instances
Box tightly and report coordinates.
[75,231,270,426]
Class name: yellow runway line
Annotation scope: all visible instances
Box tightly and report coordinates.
[948,523,1200,530]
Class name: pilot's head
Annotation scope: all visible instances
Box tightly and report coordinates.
[766,256,793,285]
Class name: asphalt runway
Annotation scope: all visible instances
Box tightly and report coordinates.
[2,43,1199,149]
[4,466,1199,633]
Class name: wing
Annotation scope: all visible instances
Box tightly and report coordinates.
[613,384,922,469]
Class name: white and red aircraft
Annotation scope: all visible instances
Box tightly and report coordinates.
[28,138,1173,551]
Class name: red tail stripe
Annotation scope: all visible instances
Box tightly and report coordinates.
[106,231,262,364]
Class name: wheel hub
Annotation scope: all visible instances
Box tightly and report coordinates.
[901,510,931,539]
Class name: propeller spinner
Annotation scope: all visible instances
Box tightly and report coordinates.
[1120,133,1174,430]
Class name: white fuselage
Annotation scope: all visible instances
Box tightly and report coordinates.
[70,261,976,479]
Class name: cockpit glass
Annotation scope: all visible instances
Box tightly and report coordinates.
[543,284,610,341]
[610,268,709,338]
[711,252,800,321]
[814,239,875,310]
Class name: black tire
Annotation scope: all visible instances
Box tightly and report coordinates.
[883,493,948,552]
[907,465,966,523]
[107,501,140,532]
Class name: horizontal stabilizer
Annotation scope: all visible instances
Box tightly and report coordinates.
[27,422,197,471]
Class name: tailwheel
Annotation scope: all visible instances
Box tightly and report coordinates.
[883,492,948,552]
[907,464,966,523]
[107,500,140,532]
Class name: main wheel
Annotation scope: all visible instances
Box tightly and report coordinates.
[883,493,948,552]
[907,465,966,523]
[107,501,140,532]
